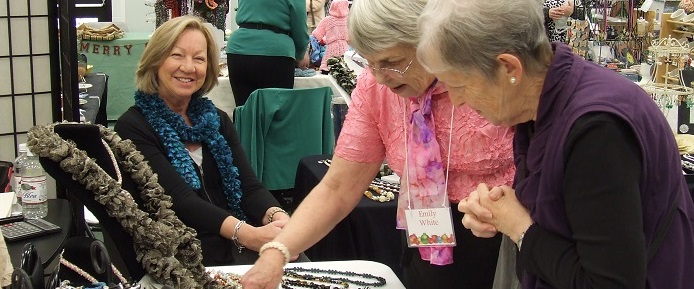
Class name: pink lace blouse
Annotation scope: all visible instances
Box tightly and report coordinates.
[335,71,516,202]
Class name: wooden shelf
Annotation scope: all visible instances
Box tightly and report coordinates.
[666,76,681,83]
[673,30,694,35]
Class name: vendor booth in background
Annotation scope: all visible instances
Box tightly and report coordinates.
[78,23,150,122]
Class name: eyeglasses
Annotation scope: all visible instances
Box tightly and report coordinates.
[350,51,414,77]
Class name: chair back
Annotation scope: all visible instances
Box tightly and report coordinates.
[234,87,335,190]
[38,124,145,280]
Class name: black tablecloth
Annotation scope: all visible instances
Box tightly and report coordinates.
[294,154,403,278]
[82,73,108,126]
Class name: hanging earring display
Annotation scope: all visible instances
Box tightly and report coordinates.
[640,36,694,110]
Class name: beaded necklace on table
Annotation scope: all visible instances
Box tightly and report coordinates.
[282,267,386,289]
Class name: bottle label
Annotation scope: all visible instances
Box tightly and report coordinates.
[13,176,21,193]
[21,176,47,204]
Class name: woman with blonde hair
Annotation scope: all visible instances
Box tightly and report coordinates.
[115,15,302,266]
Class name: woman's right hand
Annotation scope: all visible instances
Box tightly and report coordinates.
[240,250,286,289]
[239,220,287,251]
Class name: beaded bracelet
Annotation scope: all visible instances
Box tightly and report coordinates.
[232,220,246,253]
[268,207,289,223]
[259,241,291,265]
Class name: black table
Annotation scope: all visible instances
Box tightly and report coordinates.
[82,73,108,126]
[293,154,403,279]
[7,199,73,268]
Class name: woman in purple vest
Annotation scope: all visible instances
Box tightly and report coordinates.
[417,0,694,289]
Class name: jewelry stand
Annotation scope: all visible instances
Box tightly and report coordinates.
[640,36,694,111]
[57,236,114,287]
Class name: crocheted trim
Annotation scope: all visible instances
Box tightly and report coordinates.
[27,122,235,288]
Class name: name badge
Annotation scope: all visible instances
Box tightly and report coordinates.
[404,207,456,247]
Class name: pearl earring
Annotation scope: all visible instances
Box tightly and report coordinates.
[510,77,516,84]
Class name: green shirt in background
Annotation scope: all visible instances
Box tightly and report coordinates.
[226,0,309,60]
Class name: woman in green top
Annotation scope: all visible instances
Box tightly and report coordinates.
[226,0,309,107]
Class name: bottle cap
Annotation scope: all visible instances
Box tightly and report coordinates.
[26,149,34,157]
[18,143,27,153]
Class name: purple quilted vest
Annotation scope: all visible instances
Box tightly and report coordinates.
[513,43,694,289]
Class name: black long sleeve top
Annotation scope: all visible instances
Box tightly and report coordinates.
[114,106,281,265]
[518,112,646,288]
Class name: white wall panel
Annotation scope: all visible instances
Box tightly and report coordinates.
[11,56,31,94]
[10,18,29,55]
[32,55,51,92]
[0,19,7,56]
[31,18,49,54]
[0,58,9,95]
[0,135,15,163]
[30,0,48,15]
[35,93,52,125]
[9,0,28,16]
[14,94,33,132]
[0,97,11,134]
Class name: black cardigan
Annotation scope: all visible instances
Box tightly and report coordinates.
[114,106,281,265]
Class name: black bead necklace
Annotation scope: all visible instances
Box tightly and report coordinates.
[283,267,386,288]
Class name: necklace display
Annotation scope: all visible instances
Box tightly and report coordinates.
[27,123,231,289]
[282,267,386,289]
[363,179,398,202]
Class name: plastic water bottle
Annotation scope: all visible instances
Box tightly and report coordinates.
[12,144,28,205]
[20,149,48,219]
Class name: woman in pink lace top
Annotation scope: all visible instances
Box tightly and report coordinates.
[311,0,350,73]
[240,0,514,289]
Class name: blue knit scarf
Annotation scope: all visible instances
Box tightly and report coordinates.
[135,91,246,220]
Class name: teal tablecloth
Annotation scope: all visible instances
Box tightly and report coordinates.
[79,32,150,121]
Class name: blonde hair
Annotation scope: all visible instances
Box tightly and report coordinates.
[136,16,219,96]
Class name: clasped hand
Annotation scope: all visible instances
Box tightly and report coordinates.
[458,183,533,242]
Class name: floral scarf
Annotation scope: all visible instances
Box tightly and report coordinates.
[135,91,246,220]
[398,82,453,265]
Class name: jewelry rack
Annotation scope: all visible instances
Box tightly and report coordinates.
[640,36,694,109]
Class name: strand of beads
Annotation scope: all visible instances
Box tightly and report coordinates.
[209,270,243,288]
[364,185,395,202]
[284,267,386,288]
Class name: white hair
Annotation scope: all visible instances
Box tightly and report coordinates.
[348,0,427,55]
[417,0,552,79]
